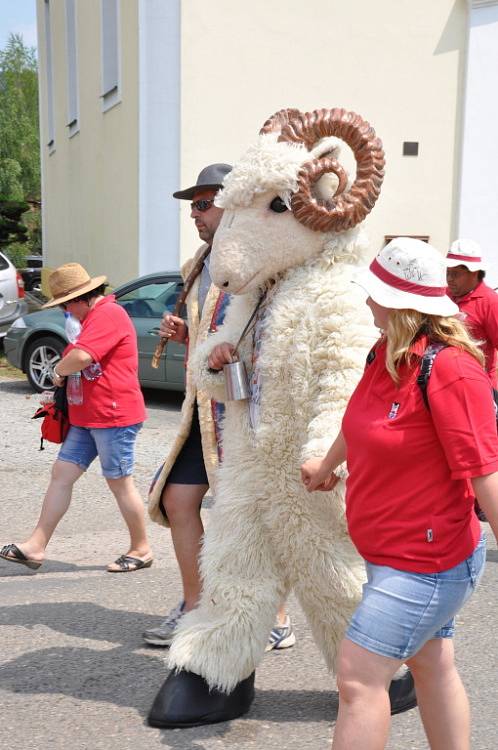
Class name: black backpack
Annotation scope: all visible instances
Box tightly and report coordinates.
[417,342,498,423]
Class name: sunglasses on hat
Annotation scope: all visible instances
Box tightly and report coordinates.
[190,199,216,212]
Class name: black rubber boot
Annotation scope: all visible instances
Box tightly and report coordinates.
[389,668,417,715]
[147,669,256,728]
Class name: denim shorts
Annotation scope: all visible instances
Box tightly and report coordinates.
[58,423,143,478]
[346,534,486,660]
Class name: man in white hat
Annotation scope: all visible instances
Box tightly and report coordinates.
[446,238,498,386]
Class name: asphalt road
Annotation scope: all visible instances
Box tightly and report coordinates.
[1,375,497,750]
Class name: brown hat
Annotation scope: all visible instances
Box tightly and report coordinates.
[43,263,107,308]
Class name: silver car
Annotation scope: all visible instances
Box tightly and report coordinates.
[0,251,29,337]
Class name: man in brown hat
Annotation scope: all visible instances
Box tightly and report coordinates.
[0,263,152,573]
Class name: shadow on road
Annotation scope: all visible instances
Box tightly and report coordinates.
[0,559,106,577]
[0,601,166,646]
[486,549,498,563]
[141,388,184,412]
[0,602,338,735]
[0,377,32,394]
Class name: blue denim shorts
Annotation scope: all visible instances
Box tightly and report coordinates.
[58,423,143,478]
[346,534,486,660]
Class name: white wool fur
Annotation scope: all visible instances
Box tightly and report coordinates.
[168,123,379,693]
[169,241,377,692]
[216,134,308,209]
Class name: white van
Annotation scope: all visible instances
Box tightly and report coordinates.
[0,252,29,337]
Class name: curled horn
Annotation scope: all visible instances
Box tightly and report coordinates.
[260,108,385,233]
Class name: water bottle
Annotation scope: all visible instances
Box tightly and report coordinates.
[64,311,82,343]
[63,312,103,388]
[64,313,84,405]
[82,361,103,381]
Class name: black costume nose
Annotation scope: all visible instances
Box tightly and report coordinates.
[222,281,229,288]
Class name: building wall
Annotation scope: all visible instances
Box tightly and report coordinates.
[179,0,468,262]
[458,0,498,287]
[137,0,181,276]
[37,0,140,288]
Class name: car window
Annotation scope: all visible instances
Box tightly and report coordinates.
[0,253,10,271]
[117,280,183,318]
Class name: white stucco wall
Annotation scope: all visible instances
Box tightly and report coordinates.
[37,0,140,288]
[179,0,468,263]
[37,0,471,281]
[458,1,498,288]
[138,0,180,275]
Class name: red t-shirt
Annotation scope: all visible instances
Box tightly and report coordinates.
[449,281,498,387]
[65,295,146,428]
[342,336,498,573]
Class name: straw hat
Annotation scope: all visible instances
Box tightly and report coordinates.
[445,238,487,272]
[354,237,459,316]
[43,263,107,308]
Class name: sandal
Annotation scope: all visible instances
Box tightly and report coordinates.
[0,543,42,570]
[107,554,153,573]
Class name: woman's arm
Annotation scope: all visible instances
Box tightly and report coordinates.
[52,348,93,386]
[471,473,498,542]
[301,430,347,492]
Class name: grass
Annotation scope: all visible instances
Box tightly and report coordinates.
[0,344,24,379]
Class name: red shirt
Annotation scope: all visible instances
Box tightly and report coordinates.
[66,295,146,428]
[342,336,498,573]
[449,281,498,387]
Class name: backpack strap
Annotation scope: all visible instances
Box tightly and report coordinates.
[417,342,448,410]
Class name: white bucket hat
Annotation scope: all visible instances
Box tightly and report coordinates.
[445,238,487,272]
[354,237,459,316]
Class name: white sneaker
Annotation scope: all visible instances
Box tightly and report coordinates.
[142,601,185,646]
[265,615,296,652]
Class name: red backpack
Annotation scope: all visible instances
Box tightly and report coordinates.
[32,386,70,450]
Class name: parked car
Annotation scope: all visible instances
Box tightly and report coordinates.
[21,253,43,293]
[4,270,187,392]
[0,251,29,338]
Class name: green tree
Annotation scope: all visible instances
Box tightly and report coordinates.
[0,33,40,267]
[0,33,40,200]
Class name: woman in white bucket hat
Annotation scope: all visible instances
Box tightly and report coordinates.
[302,237,498,750]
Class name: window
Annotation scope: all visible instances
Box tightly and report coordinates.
[65,0,79,137]
[101,0,120,111]
[118,281,183,318]
[44,0,56,151]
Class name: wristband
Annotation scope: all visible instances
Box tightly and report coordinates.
[53,367,63,379]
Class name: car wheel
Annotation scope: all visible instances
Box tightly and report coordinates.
[25,335,65,392]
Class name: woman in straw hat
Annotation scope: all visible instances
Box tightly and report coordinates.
[0,263,152,573]
[301,237,498,750]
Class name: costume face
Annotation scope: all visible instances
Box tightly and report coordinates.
[210,191,324,294]
[191,188,224,245]
[446,265,479,298]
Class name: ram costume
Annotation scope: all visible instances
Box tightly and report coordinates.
[148,108,416,727]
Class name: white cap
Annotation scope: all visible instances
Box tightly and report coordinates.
[445,238,487,272]
[354,237,459,316]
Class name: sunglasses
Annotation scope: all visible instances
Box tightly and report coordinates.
[59,298,80,311]
[190,199,216,212]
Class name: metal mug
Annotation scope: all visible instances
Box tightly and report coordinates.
[223,359,250,401]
